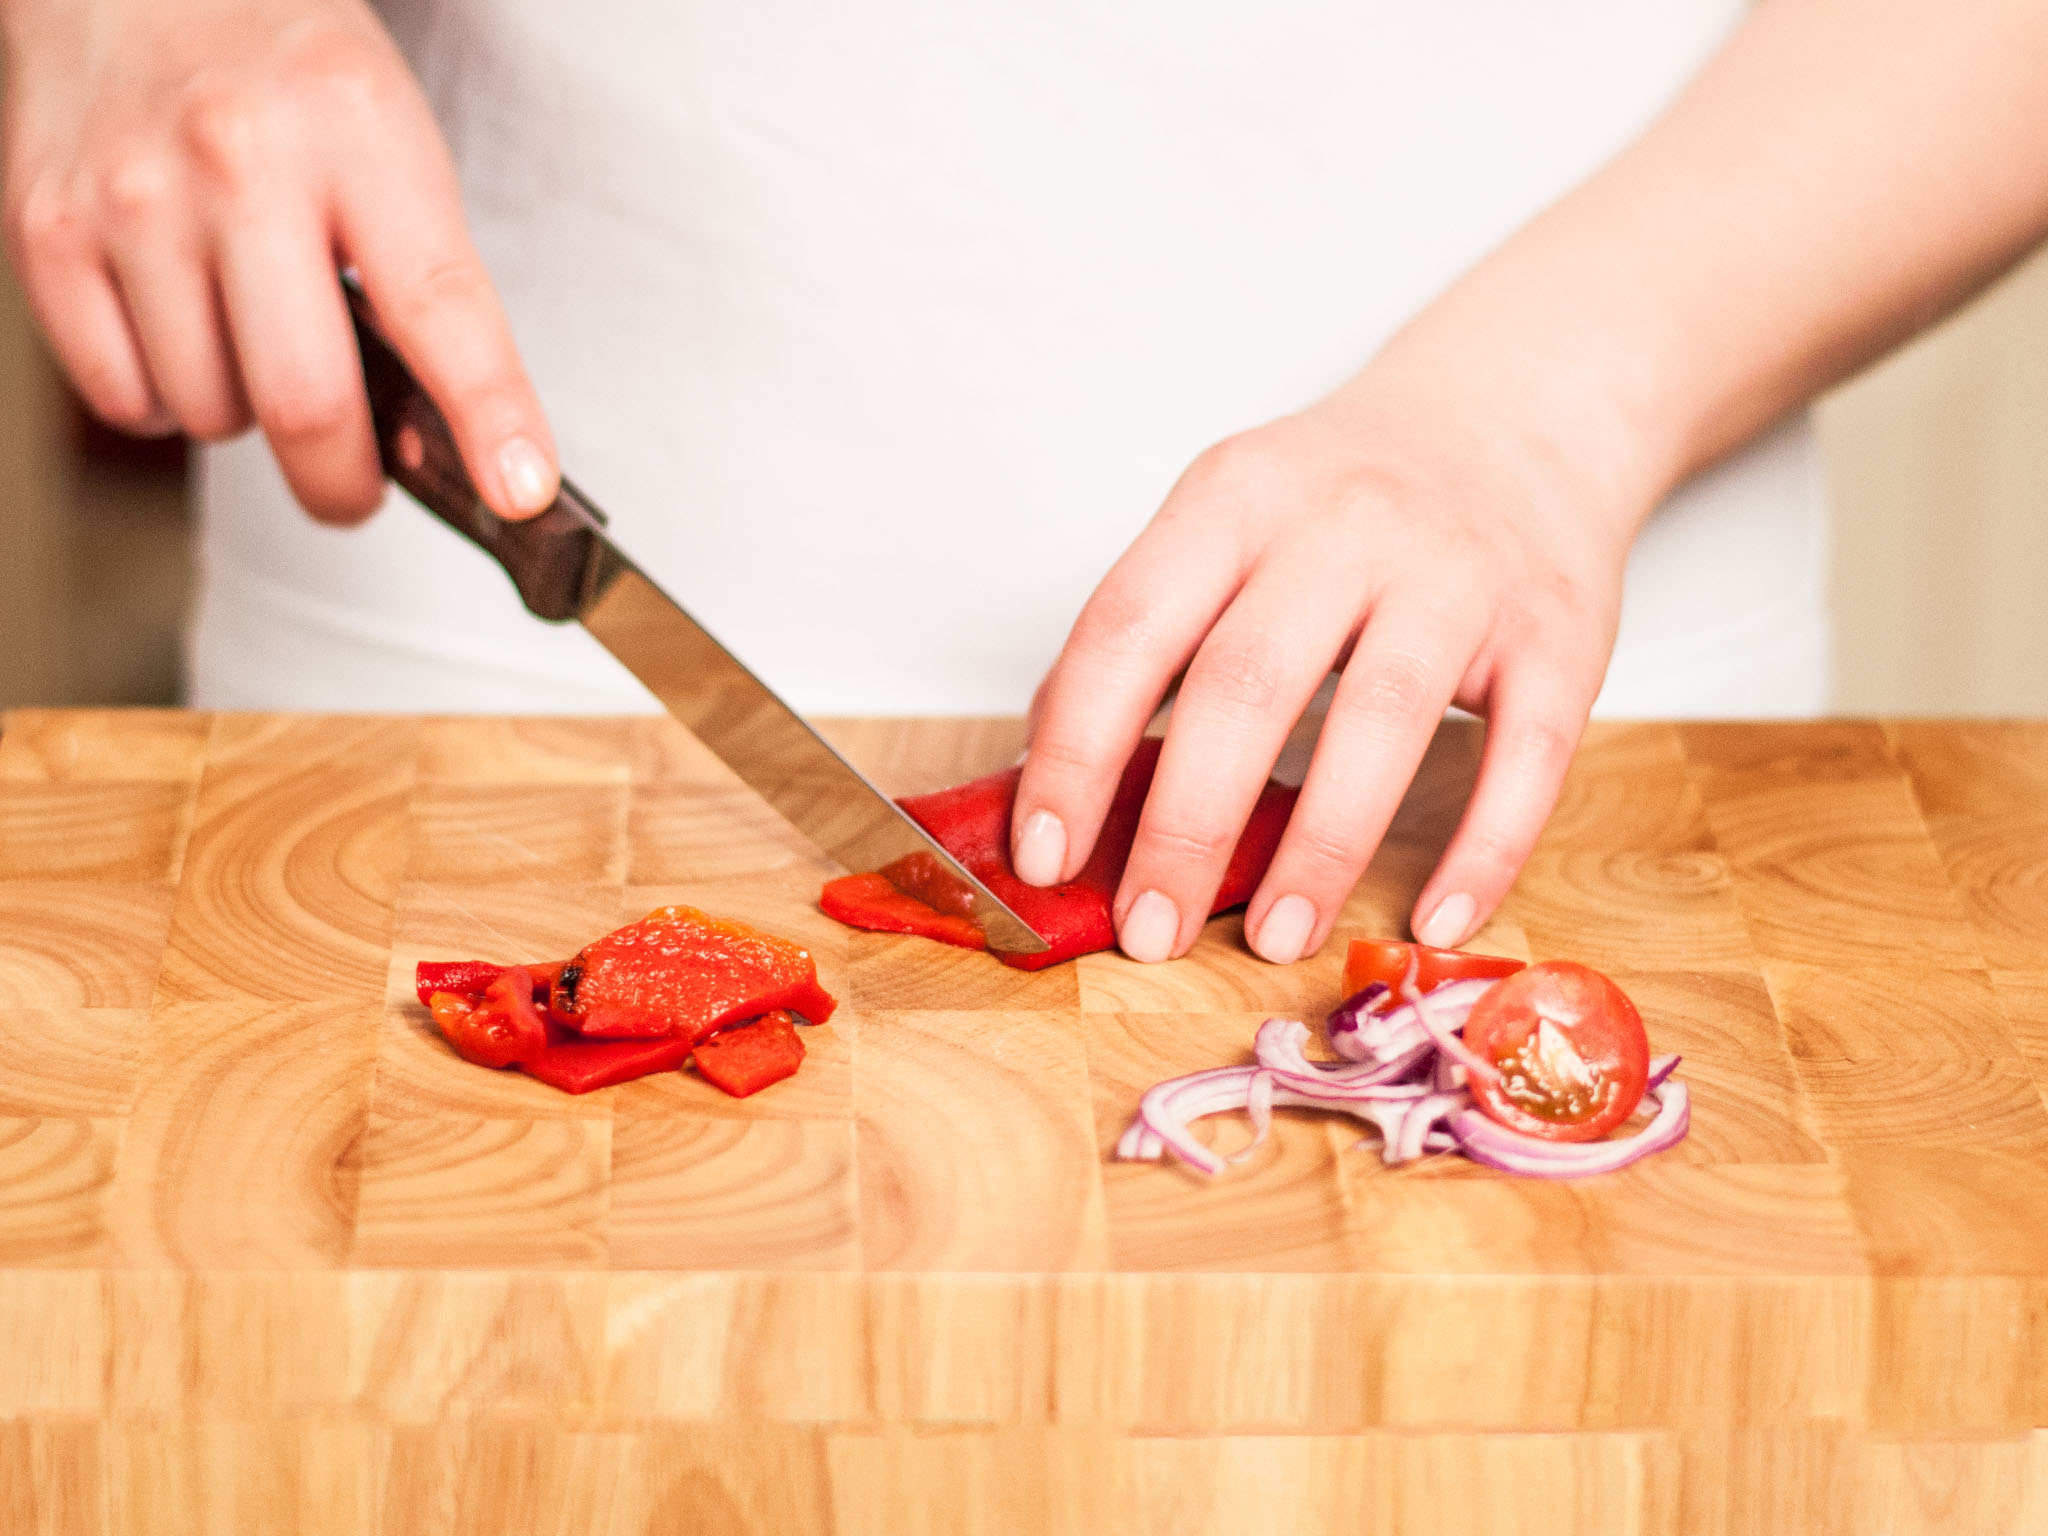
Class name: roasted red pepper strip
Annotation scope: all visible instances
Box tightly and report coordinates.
[820,736,1298,969]
[819,869,988,950]
[428,967,551,1068]
[416,960,509,1009]
[692,1009,806,1098]
[554,904,838,1040]
[520,1033,697,1095]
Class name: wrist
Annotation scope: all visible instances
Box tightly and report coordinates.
[1327,303,1678,556]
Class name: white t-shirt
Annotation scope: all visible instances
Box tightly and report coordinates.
[190,0,1829,718]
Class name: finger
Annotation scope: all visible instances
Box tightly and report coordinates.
[1242,592,1489,964]
[102,222,251,441]
[1112,538,1369,962]
[326,96,556,520]
[9,177,169,433]
[1408,659,1597,949]
[1009,503,1248,890]
[214,192,383,522]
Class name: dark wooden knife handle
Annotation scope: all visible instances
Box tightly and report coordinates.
[342,273,605,623]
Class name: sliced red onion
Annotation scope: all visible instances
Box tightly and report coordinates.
[1388,1090,1470,1164]
[1404,977,1499,1087]
[1252,1017,1433,1093]
[1119,987,1689,1181]
[1448,1080,1690,1179]
[1333,976,1495,1063]
[1123,1065,1262,1175]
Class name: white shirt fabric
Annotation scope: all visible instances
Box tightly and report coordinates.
[189,0,1829,719]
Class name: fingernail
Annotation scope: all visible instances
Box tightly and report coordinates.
[1012,809,1066,886]
[1119,889,1180,964]
[1415,891,1477,949]
[1253,893,1316,965]
[497,436,555,516]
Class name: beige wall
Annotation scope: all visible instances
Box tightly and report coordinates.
[1820,245,2048,715]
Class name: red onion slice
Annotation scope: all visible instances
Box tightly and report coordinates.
[1252,1017,1433,1093]
[1448,1079,1690,1179]
[1332,976,1494,1063]
[1119,990,1690,1181]
[1404,976,1499,1087]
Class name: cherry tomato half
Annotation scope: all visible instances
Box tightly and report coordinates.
[1459,961,1650,1143]
[428,966,551,1068]
[1342,938,1526,1000]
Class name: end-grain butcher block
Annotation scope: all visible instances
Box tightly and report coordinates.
[3,709,2047,1533]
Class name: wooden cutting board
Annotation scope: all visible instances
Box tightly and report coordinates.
[3,709,2046,1534]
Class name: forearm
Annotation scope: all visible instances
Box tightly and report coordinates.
[1357,0,2048,526]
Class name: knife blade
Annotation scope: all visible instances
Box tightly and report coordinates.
[341,276,1048,955]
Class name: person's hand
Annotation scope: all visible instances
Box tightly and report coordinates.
[1,0,555,521]
[1011,371,1642,966]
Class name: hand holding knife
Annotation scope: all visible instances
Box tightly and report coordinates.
[342,276,1048,956]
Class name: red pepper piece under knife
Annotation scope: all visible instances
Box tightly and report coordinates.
[820,736,1298,970]
[691,1009,807,1098]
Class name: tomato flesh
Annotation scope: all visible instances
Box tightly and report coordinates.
[1342,938,1525,1000]
[1459,960,1649,1142]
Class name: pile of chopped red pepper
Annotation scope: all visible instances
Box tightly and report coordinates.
[820,737,1298,967]
[417,904,834,1096]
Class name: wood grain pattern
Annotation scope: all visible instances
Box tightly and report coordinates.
[3,711,2048,1532]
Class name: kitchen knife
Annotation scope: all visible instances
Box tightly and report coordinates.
[341,277,1048,955]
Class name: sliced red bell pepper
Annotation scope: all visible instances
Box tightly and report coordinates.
[520,1033,697,1095]
[414,960,560,1010]
[819,736,1298,969]
[416,960,509,1009]
[427,966,551,1068]
[553,903,838,1040]
[819,868,988,950]
[691,1009,806,1098]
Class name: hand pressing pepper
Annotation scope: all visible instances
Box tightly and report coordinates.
[820,736,1297,969]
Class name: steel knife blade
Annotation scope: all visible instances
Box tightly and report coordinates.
[341,277,1048,955]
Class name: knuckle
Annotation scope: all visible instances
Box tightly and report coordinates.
[257,375,357,441]
[179,90,265,188]
[1287,818,1365,877]
[404,256,494,318]
[98,147,176,224]
[1071,586,1160,665]
[1182,429,1278,502]
[1185,637,1284,716]
[1352,651,1439,725]
[1024,730,1105,782]
[1500,714,1578,778]
[1140,809,1233,867]
[10,175,82,262]
[277,25,394,116]
[184,394,252,443]
[1462,820,1529,876]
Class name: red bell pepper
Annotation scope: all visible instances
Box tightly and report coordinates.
[520,1033,698,1095]
[819,736,1298,969]
[818,866,988,950]
[426,966,551,1068]
[691,1009,806,1098]
[552,904,837,1040]
[414,908,834,1095]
